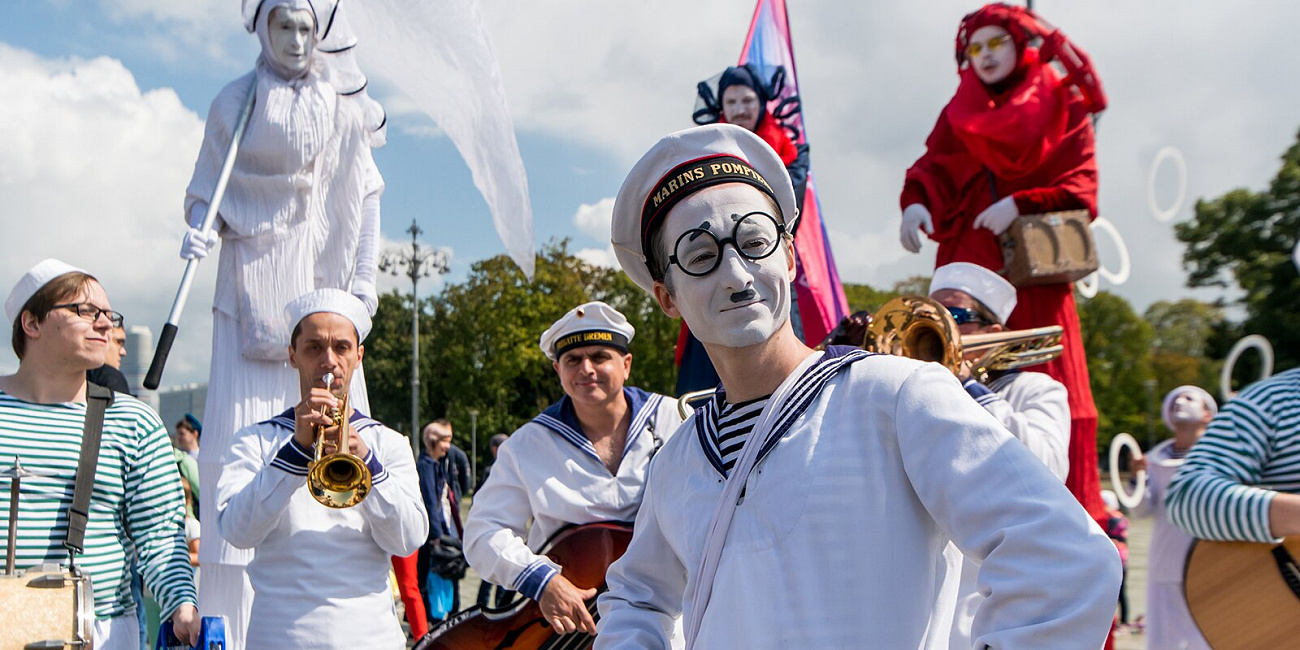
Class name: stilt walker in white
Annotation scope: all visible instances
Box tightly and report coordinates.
[178,1,533,646]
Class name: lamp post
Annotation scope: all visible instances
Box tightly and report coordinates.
[469,409,479,492]
[380,219,449,455]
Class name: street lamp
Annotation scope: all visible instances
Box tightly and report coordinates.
[380,219,449,455]
[469,409,479,492]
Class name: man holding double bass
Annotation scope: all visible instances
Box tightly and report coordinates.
[461,301,683,643]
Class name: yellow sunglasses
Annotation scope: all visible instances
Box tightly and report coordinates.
[965,34,1013,59]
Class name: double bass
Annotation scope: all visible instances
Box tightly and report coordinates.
[414,521,632,650]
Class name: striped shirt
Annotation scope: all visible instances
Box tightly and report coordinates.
[712,395,770,476]
[0,390,197,619]
[1166,368,1300,542]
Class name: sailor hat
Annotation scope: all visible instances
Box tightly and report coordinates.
[611,123,798,294]
[929,262,1018,325]
[285,288,373,342]
[539,301,635,361]
[5,259,89,323]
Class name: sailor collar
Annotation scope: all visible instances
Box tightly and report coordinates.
[532,386,662,464]
[694,345,872,478]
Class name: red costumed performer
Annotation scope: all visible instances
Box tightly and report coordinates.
[899,3,1108,523]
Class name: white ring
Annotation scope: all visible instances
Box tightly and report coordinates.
[1075,271,1099,298]
[1147,146,1187,223]
[1109,433,1146,509]
[1091,217,1131,286]
[1219,334,1275,401]
[1293,239,1299,273]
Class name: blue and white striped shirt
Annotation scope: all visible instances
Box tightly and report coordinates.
[1166,368,1300,542]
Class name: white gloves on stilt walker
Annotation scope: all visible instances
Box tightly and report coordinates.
[180,227,219,260]
[899,203,933,253]
[972,196,1020,235]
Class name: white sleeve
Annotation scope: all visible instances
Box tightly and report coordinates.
[357,427,428,557]
[595,458,683,650]
[462,437,557,600]
[965,375,1071,481]
[351,188,381,290]
[216,426,304,550]
[899,364,1120,649]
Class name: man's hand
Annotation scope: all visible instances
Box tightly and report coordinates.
[1129,453,1147,474]
[899,203,934,253]
[293,388,341,450]
[957,359,974,383]
[539,574,597,636]
[170,603,201,646]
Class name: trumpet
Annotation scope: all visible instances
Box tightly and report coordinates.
[307,372,371,508]
[861,295,1064,381]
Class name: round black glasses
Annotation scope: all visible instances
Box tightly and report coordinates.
[668,211,786,277]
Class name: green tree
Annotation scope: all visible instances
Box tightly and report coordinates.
[1078,291,1156,449]
[1176,129,1300,372]
[365,240,678,470]
[1143,299,1224,403]
[841,283,896,314]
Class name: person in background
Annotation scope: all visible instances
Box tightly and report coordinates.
[418,420,464,626]
[87,324,131,394]
[475,432,513,608]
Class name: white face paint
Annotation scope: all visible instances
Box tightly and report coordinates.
[1170,391,1207,423]
[267,6,316,78]
[658,184,792,349]
[967,25,1016,86]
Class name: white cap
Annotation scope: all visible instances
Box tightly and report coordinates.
[5,259,89,323]
[929,262,1018,325]
[285,289,372,342]
[611,123,798,295]
[539,301,635,361]
[1162,385,1218,431]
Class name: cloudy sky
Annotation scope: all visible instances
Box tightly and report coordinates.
[2,0,1298,386]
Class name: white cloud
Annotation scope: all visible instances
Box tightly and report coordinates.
[571,197,617,268]
[0,44,210,382]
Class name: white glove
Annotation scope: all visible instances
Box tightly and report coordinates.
[899,204,934,253]
[352,279,378,317]
[180,227,219,260]
[972,196,1020,235]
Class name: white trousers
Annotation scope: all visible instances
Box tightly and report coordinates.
[93,615,141,650]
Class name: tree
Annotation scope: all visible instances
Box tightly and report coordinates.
[365,240,678,466]
[841,283,897,314]
[1176,129,1300,372]
[1078,291,1156,450]
[1143,299,1224,401]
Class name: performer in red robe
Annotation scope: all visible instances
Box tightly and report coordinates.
[900,3,1109,523]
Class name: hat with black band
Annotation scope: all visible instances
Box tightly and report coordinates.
[612,123,799,295]
[539,301,636,361]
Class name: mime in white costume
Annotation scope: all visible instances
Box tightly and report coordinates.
[179,1,385,646]
[927,262,1072,648]
[598,123,1120,649]
[1128,386,1217,650]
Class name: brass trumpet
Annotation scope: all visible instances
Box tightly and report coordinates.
[307,372,371,508]
[863,295,1063,380]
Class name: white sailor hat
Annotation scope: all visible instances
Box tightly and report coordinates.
[929,262,1018,325]
[5,259,89,323]
[611,123,799,295]
[539,301,635,361]
[1161,385,1218,431]
[285,289,373,342]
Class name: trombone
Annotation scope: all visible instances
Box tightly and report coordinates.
[861,295,1063,381]
[307,372,372,508]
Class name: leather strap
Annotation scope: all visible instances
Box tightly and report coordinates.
[65,382,114,555]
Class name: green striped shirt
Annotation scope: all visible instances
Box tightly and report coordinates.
[1167,368,1300,542]
[0,390,197,620]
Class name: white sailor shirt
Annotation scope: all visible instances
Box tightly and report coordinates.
[597,348,1120,650]
[463,387,681,602]
[216,409,427,649]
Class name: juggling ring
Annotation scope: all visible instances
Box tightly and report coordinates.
[1293,239,1299,273]
[1074,217,1130,297]
[1219,334,1274,401]
[1147,146,1187,223]
[1109,433,1146,509]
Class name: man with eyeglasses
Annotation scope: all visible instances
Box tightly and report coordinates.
[0,259,199,648]
[928,262,1071,649]
[597,124,1118,649]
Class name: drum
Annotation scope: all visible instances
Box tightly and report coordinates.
[0,564,94,650]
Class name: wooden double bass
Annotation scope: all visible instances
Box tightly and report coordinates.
[414,521,632,650]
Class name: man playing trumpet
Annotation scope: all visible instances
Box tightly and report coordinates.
[216,289,427,649]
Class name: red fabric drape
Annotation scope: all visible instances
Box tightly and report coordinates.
[901,51,1104,522]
